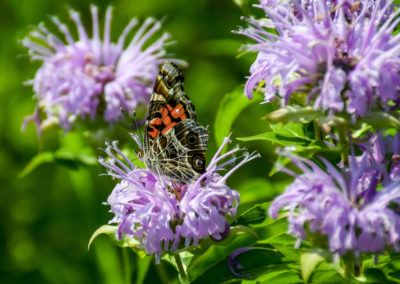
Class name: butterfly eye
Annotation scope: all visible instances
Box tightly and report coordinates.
[187,132,198,145]
[192,156,205,171]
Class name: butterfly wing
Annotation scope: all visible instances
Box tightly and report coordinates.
[143,62,208,182]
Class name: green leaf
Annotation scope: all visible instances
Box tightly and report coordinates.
[93,237,126,284]
[232,0,251,15]
[88,225,119,250]
[136,256,152,284]
[187,227,259,281]
[382,254,400,280]
[234,203,269,226]
[214,87,255,146]
[54,151,97,168]
[238,178,276,203]
[18,152,56,178]
[269,122,307,139]
[227,247,287,279]
[352,123,373,139]
[243,270,302,284]
[237,130,310,147]
[300,249,330,283]
[363,268,398,284]
[255,123,309,145]
[19,150,97,178]
[190,225,258,257]
[358,111,400,130]
[265,106,322,124]
[88,225,140,250]
[269,155,291,176]
[253,217,290,240]
[309,262,346,284]
[191,246,288,284]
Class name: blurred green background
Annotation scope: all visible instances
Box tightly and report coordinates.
[0,0,285,283]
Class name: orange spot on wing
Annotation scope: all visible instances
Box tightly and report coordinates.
[149,126,159,139]
[168,104,187,120]
[162,113,172,126]
[161,122,177,134]
[150,118,162,126]
[160,107,169,119]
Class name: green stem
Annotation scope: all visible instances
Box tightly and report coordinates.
[122,249,132,284]
[337,125,349,166]
[343,257,353,278]
[174,253,189,283]
[155,262,171,284]
[314,120,323,141]
[342,253,361,279]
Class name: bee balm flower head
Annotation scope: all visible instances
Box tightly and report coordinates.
[22,5,183,133]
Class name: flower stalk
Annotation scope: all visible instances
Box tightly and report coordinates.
[337,124,349,166]
[174,253,189,283]
[313,120,323,141]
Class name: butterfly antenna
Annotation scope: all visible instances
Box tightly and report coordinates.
[133,110,145,147]
[120,107,142,130]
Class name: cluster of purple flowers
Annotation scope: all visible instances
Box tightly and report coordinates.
[269,132,400,258]
[238,0,400,117]
[22,5,182,133]
[99,136,257,262]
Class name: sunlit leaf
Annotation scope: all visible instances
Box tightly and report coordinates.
[382,254,400,281]
[243,270,302,284]
[300,249,330,283]
[269,122,306,139]
[88,225,140,250]
[237,130,310,147]
[214,87,255,146]
[358,111,400,130]
[308,262,346,284]
[265,106,322,124]
[269,155,291,176]
[232,0,251,15]
[88,225,119,250]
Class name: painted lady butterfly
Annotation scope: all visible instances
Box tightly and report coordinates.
[140,62,208,182]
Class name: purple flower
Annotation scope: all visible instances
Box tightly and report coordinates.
[355,131,400,182]
[99,136,258,262]
[238,0,400,117]
[22,5,183,133]
[269,151,400,259]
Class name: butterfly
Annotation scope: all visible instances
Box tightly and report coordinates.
[139,62,208,183]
